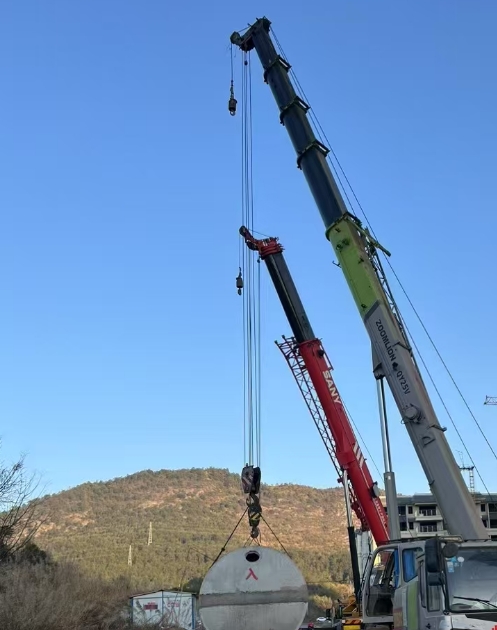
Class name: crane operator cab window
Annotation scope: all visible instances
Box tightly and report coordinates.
[445,547,497,612]
[366,548,399,617]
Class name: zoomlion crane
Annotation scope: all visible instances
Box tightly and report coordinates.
[240,225,388,626]
[231,17,497,630]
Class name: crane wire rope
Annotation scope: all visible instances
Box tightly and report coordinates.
[260,513,290,556]
[343,401,382,479]
[208,507,248,571]
[271,29,497,488]
[233,42,381,481]
[240,49,262,470]
[394,310,494,497]
[234,47,382,484]
[238,205,382,472]
[237,51,305,549]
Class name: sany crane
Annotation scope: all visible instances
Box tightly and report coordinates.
[240,225,388,608]
[231,17,497,630]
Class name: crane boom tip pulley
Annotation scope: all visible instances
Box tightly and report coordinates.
[230,17,271,52]
[240,226,283,259]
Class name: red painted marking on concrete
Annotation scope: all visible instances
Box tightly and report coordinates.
[246,568,258,580]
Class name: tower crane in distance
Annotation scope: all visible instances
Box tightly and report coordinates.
[231,17,497,630]
[240,225,389,618]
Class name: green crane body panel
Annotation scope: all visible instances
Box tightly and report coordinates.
[326,218,382,318]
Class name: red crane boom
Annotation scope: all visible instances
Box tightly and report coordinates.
[240,227,389,546]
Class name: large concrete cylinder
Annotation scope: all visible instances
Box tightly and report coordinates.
[199,546,308,630]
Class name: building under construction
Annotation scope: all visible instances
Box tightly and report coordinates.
[381,493,497,540]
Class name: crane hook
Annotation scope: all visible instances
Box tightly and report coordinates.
[236,267,243,295]
[228,81,237,116]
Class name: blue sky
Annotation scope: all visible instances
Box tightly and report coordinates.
[1,1,496,499]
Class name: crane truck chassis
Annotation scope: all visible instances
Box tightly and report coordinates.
[231,16,497,630]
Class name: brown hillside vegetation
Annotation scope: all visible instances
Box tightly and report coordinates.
[0,554,191,630]
[0,559,131,630]
[35,468,354,595]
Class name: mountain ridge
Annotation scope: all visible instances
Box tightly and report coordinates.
[34,467,354,596]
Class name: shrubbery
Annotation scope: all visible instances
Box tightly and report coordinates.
[0,551,133,630]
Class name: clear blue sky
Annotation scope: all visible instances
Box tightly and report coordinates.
[1,1,496,499]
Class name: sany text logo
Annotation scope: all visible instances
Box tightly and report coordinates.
[322,370,342,405]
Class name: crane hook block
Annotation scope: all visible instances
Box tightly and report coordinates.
[236,268,243,295]
[228,95,237,116]
[241,464,261,495]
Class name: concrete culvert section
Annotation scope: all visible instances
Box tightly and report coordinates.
[199,546,308,630]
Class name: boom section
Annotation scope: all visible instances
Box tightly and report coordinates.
[328,216,487,541]
[241,226,389,545]
[232,18,488,543]
[231,18,347,228]
[240,226,314,343]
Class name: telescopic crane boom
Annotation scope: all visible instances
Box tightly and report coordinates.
[231,18,487,543]
[240,226,389,549]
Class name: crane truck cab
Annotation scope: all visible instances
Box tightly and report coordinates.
[361,537,497,630]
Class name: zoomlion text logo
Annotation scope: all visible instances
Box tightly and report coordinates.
[375,319,397,363]
[246,568,258,580]
[322,370,342,404]
[375,318,411,395]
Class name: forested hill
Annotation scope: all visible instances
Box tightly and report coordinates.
[34,468,353,594]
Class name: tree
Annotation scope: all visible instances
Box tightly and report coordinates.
[15,541,50,565]
[0,451,43,561]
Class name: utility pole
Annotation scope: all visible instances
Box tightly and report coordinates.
[484,396,497,405]
[457,451,476,495]
[128,544,133,567]
[148,521,153,546]
[460,466,476,495]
